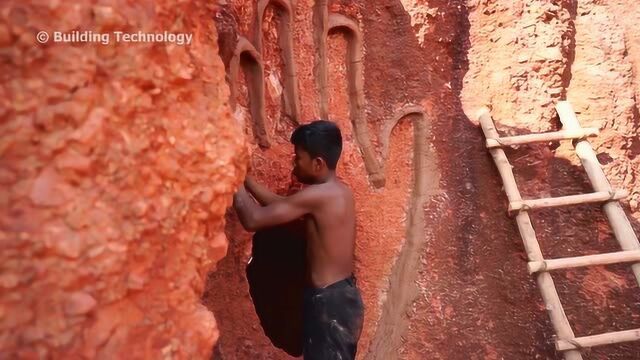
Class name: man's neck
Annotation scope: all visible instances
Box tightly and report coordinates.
[313,170,336,184]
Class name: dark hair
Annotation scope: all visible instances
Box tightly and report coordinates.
[290,120,342,170]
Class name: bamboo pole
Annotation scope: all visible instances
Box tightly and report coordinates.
[478,107,583,360]
[509,190,628,212]
[556,328,640,351]
[528,250,640,273]
[486,128,599,148]
[555,101,640,286]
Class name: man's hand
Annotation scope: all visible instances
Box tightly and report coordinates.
[244,175,284,206]
[233,184,248,205]
[244,174,254,187]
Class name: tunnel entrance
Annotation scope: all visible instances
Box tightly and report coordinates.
[246,221,307,356]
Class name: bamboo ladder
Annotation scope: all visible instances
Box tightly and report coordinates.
[478,101,640,359]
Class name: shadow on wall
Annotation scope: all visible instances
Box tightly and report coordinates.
[246,221,307,357]
[206,211,307,360]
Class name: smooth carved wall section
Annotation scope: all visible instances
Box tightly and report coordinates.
[228,37,270,148]
[255,0,301,124]
[366,105,432,360]
[313,0,329,119]
[325,13,384,188]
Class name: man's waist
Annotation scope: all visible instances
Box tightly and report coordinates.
[306,273,356,291]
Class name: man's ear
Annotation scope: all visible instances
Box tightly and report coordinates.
[312,157,326,171]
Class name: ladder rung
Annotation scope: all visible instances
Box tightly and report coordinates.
[556,328,640,351]
[509,190,628,213]
[528,250,640,273]
[486,127,599,148]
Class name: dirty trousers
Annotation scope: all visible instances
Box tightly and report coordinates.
[302,275,364,360]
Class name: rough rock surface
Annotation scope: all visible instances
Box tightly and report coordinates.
[0,0,246,358]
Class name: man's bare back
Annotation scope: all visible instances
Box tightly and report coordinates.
[302,179,356,288]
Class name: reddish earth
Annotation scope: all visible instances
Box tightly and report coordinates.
[3,0,640,359]
[1,0,246,358]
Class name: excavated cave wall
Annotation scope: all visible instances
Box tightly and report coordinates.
[206,0,640,359]
[0,1,247,358]
[204,0,445,358]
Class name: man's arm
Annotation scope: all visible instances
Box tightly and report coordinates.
[244,175,284,206]
[233,184,319,231]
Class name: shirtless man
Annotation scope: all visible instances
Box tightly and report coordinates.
[233,120,364,360]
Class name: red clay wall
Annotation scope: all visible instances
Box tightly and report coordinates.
[0,1,246,358]
[204,1,438,358]
[206,0,640,359]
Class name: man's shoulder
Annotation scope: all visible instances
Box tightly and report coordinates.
[291,184,327,203]
[306,181,353,201]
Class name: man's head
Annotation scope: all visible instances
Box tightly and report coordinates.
[290,120,342,184]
